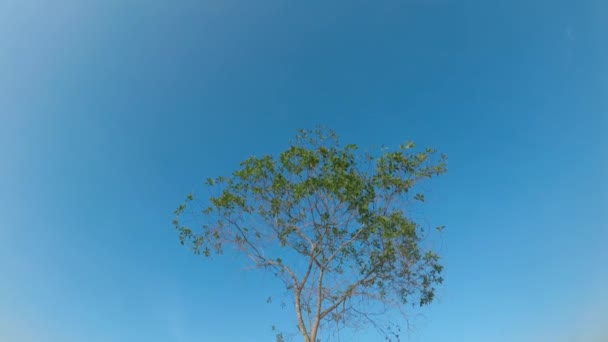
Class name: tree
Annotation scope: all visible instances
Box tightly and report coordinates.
[173,128,447,342]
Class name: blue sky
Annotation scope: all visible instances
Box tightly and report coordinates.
[1,0,607,341]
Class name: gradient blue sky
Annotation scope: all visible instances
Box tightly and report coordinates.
[1,1,607,341]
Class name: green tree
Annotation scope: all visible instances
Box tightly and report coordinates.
[173,128,447,342]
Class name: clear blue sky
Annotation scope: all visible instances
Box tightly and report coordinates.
[1,1,607,341]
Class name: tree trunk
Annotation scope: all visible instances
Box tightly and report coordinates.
[294,289,311,342]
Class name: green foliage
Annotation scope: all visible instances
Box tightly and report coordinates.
[173,127,447,339]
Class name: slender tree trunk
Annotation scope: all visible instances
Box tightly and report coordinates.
[294,289,311,342]
[309,325,318,342]
[309,268,323,342]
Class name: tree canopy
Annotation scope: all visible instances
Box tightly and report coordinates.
[173,128,447,341]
